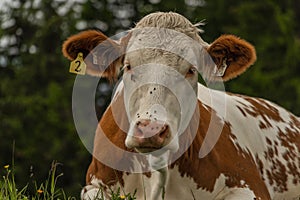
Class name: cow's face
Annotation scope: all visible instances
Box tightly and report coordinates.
[122,28,201,153]
[62,12,256,154]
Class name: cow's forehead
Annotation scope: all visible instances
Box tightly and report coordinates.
[129,28,196,48]
[125,49,192,72]
[124,27,208,70]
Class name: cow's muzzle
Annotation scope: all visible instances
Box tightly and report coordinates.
[125,119,171,153]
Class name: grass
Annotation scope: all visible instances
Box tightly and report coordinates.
[0,161,75,200]
[0,161,137,200]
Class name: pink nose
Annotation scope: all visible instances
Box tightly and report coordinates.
[133,119,169,147]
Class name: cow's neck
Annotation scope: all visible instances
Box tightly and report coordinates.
[170,99,221,190]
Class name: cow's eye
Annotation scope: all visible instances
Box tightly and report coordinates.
[124,64,131,71]
[186,67,197,76]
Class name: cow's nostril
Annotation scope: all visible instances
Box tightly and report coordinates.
[136,119,151,127]
[159,125,169,139]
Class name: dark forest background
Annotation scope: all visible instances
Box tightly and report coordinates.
[1,0,299,197]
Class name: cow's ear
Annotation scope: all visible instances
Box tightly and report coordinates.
[62,30,123,80]
[207,35,256,81]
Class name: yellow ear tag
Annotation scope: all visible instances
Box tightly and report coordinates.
[69,52,86,75]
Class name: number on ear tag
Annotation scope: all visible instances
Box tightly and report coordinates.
[69,52,86,75]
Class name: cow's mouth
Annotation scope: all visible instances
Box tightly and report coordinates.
[134,147,161,153]
[125,119,177,154]
[131,126,170,153]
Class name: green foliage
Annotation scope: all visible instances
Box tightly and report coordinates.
[0,161,75,200]
[109,188,137,200]
[0,0,299,198]
[1,165,28,200]
[0,161,137,200]
[0,0,90,196]
[221,0,300,114]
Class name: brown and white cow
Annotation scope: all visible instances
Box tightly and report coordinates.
[62,12,300,200]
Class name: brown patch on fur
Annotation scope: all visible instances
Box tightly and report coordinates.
[289,115,300,128]
[258,117,300,193]
[207,35,256,81]
[86,89,129,186]
[266,138,272,146]
[261,114,300,193]
[237,97,284,128]
[277,125,300,186]
[237,105,247,117]
[86,89,153,188]
[236,96,300,192]
[62,30,124,81]
[259,121,269,129]
[256,154,265,178]
[266,160,288,193]
[172,101,271,199]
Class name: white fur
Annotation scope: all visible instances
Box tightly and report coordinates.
[198,83,300,200]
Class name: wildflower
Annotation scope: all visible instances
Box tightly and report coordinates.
[120,195,126,199]
[4,165,9,169]
[37,189,43,194]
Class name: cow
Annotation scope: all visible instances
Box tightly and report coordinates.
[62,12,300,200]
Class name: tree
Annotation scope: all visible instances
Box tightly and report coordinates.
[195,0,300,114]
[0,0,92,195]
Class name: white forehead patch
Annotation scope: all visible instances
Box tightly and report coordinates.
[126,27,215,77]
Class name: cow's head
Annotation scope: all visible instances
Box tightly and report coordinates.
[62,12,256,154]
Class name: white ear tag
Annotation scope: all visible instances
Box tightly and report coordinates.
[92,52,98,65]
[214,58,228,77]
